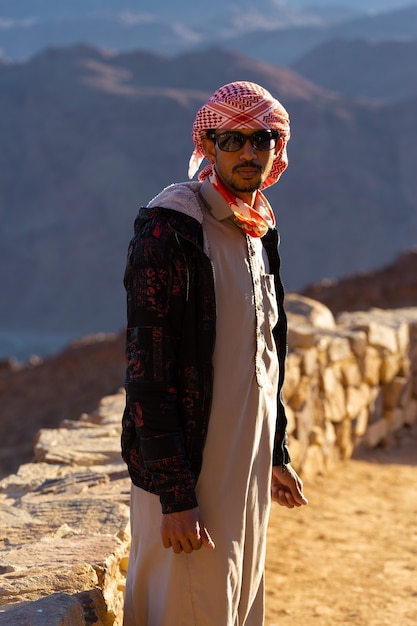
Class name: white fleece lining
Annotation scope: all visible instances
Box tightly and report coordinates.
[147,182,210,256]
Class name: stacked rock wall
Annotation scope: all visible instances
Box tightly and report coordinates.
[0,393,131,626]
[1,299,416,624]
[283,297,417,477]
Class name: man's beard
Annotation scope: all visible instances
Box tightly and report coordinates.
[229,180,261,193]
[229,161,263,194]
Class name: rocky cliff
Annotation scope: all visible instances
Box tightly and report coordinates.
[0,333,125,478]
[302,249,417,314]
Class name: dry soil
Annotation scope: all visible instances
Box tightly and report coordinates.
[265,424,417,626]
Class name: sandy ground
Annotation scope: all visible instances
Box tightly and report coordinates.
[265,424,417,626]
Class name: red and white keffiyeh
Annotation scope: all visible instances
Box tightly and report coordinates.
[188,81,291,190]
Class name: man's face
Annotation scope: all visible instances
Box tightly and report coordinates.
[202,129,283,204]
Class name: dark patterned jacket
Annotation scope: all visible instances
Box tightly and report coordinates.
[121,182,290,514]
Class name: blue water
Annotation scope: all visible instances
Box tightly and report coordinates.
[0,329,79,363]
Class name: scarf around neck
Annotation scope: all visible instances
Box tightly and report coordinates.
[208,168,275,238]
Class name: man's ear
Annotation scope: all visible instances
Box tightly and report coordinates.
[201,136,216,163]
[274,137,284,156]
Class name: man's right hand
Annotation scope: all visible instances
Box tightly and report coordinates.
[161,507,216,554]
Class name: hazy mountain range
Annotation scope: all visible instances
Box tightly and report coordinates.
[292,39,417,101]
[222,4,417,65]
[0,39,416,361]
[0,0,416,360]
[0,1,416,61]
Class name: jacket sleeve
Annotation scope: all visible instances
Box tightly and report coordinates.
[272,270,291,468]
[123,218,198,514]
[264,229,291,468]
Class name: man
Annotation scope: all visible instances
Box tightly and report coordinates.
[122,81,308,626]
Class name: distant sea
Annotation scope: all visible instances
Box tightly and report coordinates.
[0,329,79,363]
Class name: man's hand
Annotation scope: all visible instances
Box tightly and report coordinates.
[271,464,308,508]
[161,507,216,554]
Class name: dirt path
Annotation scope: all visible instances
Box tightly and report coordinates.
[265,424,417,626]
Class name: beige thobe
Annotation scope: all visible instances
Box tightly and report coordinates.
[124,181,279,626]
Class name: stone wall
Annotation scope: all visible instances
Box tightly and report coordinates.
[283,297,417,477]
[1,298,416,625]
[0,393,131,626]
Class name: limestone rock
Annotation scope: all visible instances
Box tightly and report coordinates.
[352,407,369,438]
[286,293,336,329]
[382,377,409,410]
[363,346,382,386]
[338,310,410,354]
[327,335,352,363]
[380,354,403,384]
[287,323,317,350]
[34,423,122,466]
[282,352,301,401]
[300,444,325,479]
[346,385,369,420]
[321,368,346,422]
[364,418,389,448]
[340,359,362,387]
[404,399,417,425]
[300,347,318,376]
[0,593,86,626]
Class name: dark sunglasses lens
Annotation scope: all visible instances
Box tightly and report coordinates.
[215,131,278,151]
[217,132,244,152]
[252,131,277,150]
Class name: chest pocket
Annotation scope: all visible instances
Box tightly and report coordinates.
[260,273,278,329]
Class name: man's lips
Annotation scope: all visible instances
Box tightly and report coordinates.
[234,165,262,177]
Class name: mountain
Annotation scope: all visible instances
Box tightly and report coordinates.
[0,13,201,60]
[302,248,417,314]
[292,39,417,102]
[0,0,354,62]
[222,4,417,65]
[0,2,415,62]
[0,45,416,360]
[103,46,327,100]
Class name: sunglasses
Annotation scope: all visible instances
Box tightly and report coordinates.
[207,129,279,152]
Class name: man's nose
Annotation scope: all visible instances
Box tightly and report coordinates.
[239,137,257,159]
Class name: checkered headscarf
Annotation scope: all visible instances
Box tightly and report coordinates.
[188,81,290,189]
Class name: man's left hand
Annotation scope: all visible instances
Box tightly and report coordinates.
[271,464,308,508]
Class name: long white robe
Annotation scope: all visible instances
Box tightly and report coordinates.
[124,184,279,626]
